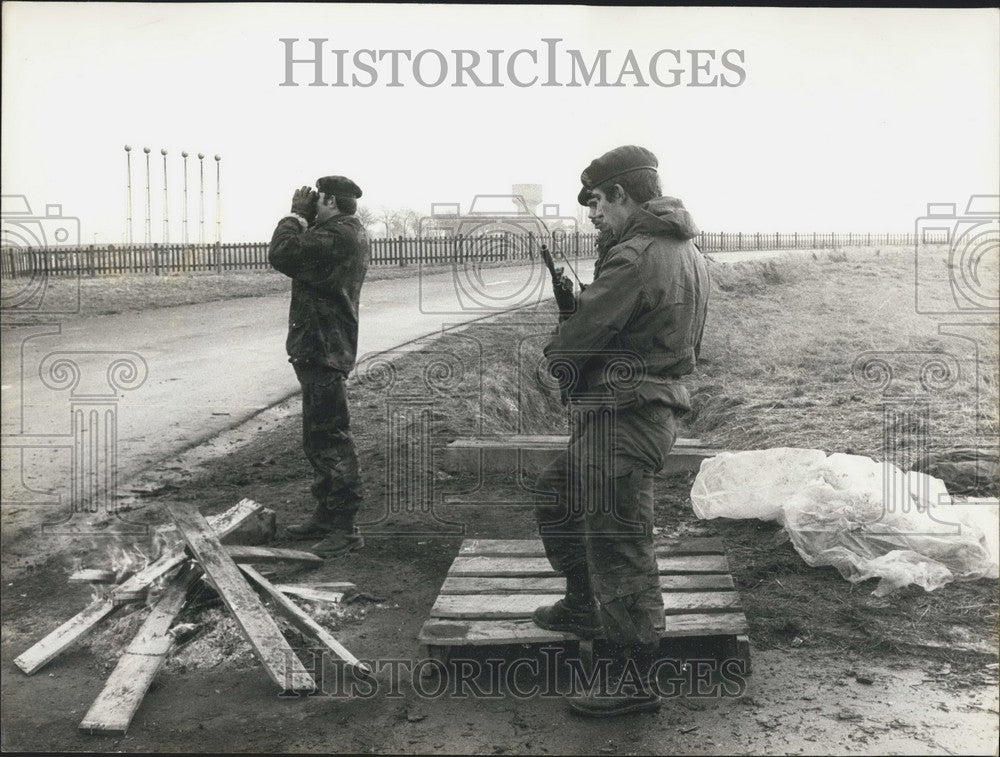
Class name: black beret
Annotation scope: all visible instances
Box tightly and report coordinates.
[577,185,594,206]
[316,175,362,199]
[580,146,658,190]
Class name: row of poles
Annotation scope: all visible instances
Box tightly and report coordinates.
[124,145,221,245]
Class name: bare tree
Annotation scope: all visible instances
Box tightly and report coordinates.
[356,205,377,232]
[377,207,400,238]
[371,206,423,238]
[401,209,422,237]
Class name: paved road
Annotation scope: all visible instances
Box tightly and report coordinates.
[0,248,814,536]
[0,259,596,535]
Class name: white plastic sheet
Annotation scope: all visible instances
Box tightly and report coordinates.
[691,449,999,595]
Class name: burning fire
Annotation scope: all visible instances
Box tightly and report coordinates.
[109,543,151,581]
[74,539,158,604]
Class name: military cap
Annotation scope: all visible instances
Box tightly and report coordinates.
[580,146,658,190]
[316,175,362,199]
[577,185,594,206]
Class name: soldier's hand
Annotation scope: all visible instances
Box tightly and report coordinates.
[552,267,576,321]
[291,186,319,223]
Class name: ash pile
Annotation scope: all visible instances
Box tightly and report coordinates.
[15,499,372,735]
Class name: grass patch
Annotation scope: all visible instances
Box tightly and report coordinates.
[689,248,998,470]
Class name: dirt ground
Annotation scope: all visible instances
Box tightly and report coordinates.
[1,407,996,754]
[2,249,998,754]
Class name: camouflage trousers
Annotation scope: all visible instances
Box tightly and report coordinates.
[534,400,678,648]
[295,364,363,529]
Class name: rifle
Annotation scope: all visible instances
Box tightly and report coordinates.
[539,242,577,320]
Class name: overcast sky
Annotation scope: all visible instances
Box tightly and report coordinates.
[2,3,998,244]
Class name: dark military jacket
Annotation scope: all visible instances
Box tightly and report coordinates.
[545,197,709,412]
[591,227,618,280]
[268,214,370,373]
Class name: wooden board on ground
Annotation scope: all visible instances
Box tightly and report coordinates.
[443,435,719,475]
[68,569,118,584]
[448,554,730,577]
[14,599,121,675]
[440,573,734,596]
[419,538,752,674]
[79,568,198,735]
[167,502,315,693]
[274,585,347,605]
[225,545,323,566]
[458,536,724,557]
[421,613,749,646]
[433,591,743,619]
[240,565,369,675]
[155,499,276,547]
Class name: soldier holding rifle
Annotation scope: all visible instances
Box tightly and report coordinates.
[534,146,710,717]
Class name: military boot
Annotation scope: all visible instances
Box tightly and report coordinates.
[532,569,602,637]
[311,526,364,558]
[285,506,339,540]
[567,644,662,718]
[532,599,603,638]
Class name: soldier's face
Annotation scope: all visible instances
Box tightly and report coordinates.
[587,200,605,231]
[315,193,342,224]
[592,186,628,235]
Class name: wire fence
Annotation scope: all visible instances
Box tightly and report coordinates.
[0,231,919,278]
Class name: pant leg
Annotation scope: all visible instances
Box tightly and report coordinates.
[582,402,678,648]
[298,366,363,528]
[533,418,593,605]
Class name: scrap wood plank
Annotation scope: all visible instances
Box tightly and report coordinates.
[111,554,189,605]
[448,554,730,577]
[444,435,717,474]
[439,573,734,595]
[167,502,316,693]
[447,434,704,449]
[113,499,269,605]
[68,569,119,584]
[274,585,346,604]
[458,537,724,557]
[225,545,323,566]
[79,568,198,735]
[240,565,370,675]
[431,591,743,620]
[309,582,357,592]
[154,498,276,547]
[14,599,121,675]
[419,613,749,647]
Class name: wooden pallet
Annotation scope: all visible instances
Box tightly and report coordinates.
[419,537,751,673]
